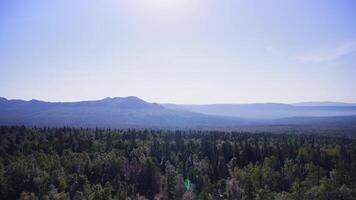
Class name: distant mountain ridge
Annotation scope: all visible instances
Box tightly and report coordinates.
[1,97,356,128]
[293,101,356,107]
[0,96,248,128]
[163,102,356,119]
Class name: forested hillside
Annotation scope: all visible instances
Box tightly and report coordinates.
[0,126,355,200]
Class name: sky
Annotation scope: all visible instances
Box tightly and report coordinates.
[1,0,356,104]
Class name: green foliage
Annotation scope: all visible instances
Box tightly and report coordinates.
[0,126,355,199]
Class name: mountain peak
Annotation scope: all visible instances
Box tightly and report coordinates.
[102,96,143,101]
[29,99,45,103]
[98,96,159,109]
[125,96,142,100]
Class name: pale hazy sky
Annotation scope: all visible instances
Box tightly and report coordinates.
[1,0,356,104]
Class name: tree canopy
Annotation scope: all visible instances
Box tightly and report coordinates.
[0,126,355,199]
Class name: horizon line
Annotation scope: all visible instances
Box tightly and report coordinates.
[2,96,356,105]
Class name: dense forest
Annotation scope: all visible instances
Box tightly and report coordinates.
[0,126,355,200]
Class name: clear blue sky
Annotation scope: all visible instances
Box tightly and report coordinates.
[1,0,356,104]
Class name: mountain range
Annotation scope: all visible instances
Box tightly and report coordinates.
[163,102,356,119]
[1,96,356,128]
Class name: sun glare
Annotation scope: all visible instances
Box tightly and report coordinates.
[148,0,191,7]
[135,0,196,17]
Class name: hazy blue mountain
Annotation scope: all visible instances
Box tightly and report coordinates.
[293,101,356,107]
[163,103,356,119]
[1,97,356,128]
[0,97,248,128]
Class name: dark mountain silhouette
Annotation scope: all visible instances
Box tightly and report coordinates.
[0,97,248,128]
